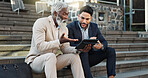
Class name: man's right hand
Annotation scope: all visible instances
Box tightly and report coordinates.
[78,44,91,52]
[77,37,96,52]
[59,33,78,44]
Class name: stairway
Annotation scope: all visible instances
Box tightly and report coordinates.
[0,1,148,78]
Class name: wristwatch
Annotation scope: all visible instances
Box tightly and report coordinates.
[101,44,104,50]
[76,50,81,54]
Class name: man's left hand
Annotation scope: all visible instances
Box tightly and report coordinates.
[93,40,103,49]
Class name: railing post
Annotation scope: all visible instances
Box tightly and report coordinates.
[129,0,132,31]
[123,0,126,31]
[145,0,148,32]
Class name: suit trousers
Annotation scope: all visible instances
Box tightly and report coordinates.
[80,47,116,78]
[30,53,85,78]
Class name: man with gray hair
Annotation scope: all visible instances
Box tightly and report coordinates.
[25,2,85,78]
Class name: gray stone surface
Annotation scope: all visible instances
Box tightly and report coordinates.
[88,2,123,31]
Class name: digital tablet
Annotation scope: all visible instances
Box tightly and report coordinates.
[75,39,98,49]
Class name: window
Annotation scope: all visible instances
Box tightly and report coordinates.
[98,12,105,21]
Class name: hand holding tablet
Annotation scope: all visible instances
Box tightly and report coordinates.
[75,39,98,49]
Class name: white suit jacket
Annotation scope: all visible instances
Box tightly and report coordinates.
[25,16,77,64]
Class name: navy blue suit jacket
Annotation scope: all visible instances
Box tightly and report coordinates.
[67,21,108,51]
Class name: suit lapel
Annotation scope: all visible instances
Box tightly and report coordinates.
[48,16,57,40]
[88,23,93,38]
[58,26,65,39]
[75,21,82,40]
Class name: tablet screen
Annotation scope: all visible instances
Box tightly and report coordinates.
[75,39,98,49]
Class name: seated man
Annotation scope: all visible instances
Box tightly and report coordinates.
[67,5,116,78]
[25,2,85,78]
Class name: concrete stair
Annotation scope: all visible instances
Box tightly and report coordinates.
[106,37,148,43]
[102,31,138,37]
[0,2,49,36]
[0,1,148,78]
[116,50,148,61]
[0,17,35,22]
[1,35,148,44]
[93,59,148,77]
[0,1,47,16]
[109,43,148,51]
[0,35,31,44]
[0,44,30,57]
[1,44,148,57]
[97,65,148,78]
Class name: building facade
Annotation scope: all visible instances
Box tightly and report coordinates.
[68,1,123,31]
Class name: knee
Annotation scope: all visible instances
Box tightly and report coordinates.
[44,53,57,63]
[106,47,116,57]
[69,54,80,62]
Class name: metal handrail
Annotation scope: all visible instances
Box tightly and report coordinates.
[97,0,117,5]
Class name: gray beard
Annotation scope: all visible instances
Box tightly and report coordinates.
[56,15,67,27]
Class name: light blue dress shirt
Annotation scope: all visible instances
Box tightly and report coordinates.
[78,22,90,40]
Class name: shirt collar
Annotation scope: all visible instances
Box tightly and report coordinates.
[48,15,60,29]
[78,22,90,31]
[57,25,60,29]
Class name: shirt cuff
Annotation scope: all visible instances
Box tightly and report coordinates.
[101,44,104,50]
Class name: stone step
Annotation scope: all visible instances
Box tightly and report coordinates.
[0,2,49,17]
[0,42,148,51]
[0,35,31,44]
[98,69,148,78]
[128,74,148,78]
[109,43,148,51]
[0,1,36,11]
[0,9,48,17]
[0,44,30,51]
[0,2,11,8]
[1,43,148,52]
[0,17,36,22]
[0,33,148,43]
[0,31,32,35]
[0,35,31,40]
[0,31,141,39]
[0,51,29,57]
[0,45,29,57]
[92,59,148,77]
[0,25,32,31]
[116,69,148,78]
[0,26,32,35]
[0,13,42,20]
[0,6,11,11]
[0,21,33,26]
[0,25,32,35]
[0,1,49,16]
[1,44,148,61]
[116,50,148,61]
[0,41,31,44]
[0,32,147,40]
[0,35,148,44]
[0,57,148,78]
[106,37,148,43]
[102,31,138,37]
[1,45,148,59]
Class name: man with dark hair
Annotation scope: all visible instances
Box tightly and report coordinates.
[67,5,116,78]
